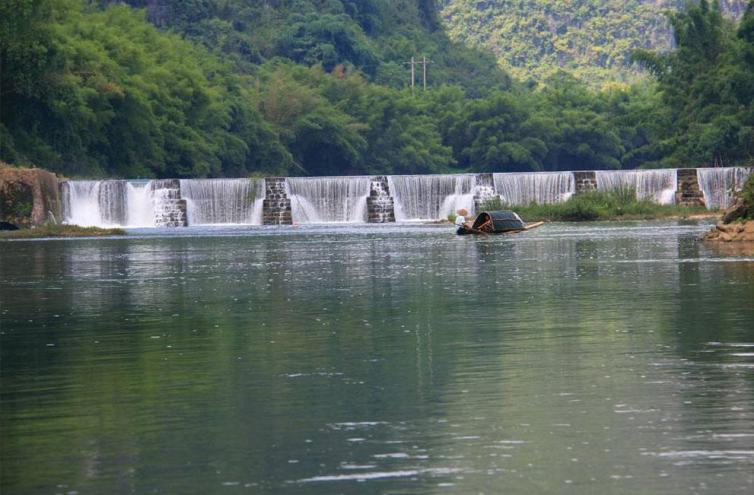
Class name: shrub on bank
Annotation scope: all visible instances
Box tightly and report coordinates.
[741,173,754,220]
[479,190,709,222]
[0,224,126,239]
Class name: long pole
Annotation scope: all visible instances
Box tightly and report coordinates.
[423,56,427,91]
[411,56,415,95]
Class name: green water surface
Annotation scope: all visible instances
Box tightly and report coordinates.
[1,222,753,494]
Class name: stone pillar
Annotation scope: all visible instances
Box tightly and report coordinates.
[473,173,498,212]
[262,177,292,225]
[574,171,597,194]
[366,176,395,223]
[151,179,187,227]
[675,168,705,207]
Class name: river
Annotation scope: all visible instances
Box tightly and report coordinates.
[1,221,753,494]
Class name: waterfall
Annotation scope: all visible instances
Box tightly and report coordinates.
[127,182,157,226]
[180,179,264,225]
[286,177,370,223]
[62,180,156,227]
[60,168,752,226]
[697,167,753,210]
[595,169,677,204]
[387,175,477,221]
[493,172,575,205]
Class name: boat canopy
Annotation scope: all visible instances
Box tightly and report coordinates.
[472,210,525,232]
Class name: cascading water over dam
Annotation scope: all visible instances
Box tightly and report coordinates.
[286,177,370,223]
[595,169,678,204]
[180,179,265,225]
[696,167,753,210]
[62,180,156,227]
[60,167,751,227]
[63,178,262,227]
[493,172,575,205]
[387,175,477,221]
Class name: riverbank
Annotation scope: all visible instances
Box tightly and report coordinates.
[478,192,714,222]
[0,224,126,239]
[702,221,754,242]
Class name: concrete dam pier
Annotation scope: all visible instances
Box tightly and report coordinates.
[59,167,752,228]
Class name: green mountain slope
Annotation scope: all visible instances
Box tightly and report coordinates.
[102,0,509,94]
[439,0,749,85]
[0,0,507,177]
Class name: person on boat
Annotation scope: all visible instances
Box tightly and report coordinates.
[454,208,470,228]
[455,208,497,235]
[455,208,477,234]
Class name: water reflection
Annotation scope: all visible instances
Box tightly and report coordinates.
[1,221,753,494]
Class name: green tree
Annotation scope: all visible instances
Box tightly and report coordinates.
[635,0,754,167]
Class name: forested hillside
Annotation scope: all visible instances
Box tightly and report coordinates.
[1,0,753,178]
[99,0,508,94]
[440,0,750,85]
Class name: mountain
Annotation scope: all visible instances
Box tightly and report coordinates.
[2,0,752,178]
[439,0,750,85]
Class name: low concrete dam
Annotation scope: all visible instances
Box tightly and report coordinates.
[60,167,752,227]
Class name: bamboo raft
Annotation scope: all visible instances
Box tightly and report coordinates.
[456,210,544,235]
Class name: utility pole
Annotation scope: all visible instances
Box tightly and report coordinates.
[422,56,430,91]
[407,57,430,94]
[407,57,416,94]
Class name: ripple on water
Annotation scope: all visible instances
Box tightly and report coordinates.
[646,450,754,461]
[2,221,754,494]
[293,467,461,484]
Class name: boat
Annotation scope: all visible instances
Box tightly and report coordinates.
[456,210,544,235]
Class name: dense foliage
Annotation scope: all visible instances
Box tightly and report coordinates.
[1,0,292,178]
[439,0,749,86]
[101,0,509,94]
[634,0,754,167]
[0,0,753,178]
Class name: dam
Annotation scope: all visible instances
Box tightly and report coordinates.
[61,167,752,227]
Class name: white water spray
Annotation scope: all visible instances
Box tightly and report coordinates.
[63,180,156,227]
[493,172,575,205]
[596,169,677,204]
[697,167,753,210]
[180,179,264,225]
[387,175,477,221]
[286,177,370,223]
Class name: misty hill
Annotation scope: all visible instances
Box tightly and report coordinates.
[439,0,749,85]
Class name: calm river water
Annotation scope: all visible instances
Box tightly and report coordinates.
[1,222,753,494]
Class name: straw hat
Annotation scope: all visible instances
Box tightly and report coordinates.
[456,208,468,216]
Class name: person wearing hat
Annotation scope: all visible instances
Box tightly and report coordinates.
[454,208,469,228]
[454,208,477,235]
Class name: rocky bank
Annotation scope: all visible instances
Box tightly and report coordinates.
[703,220,754,242]
[702,194,754,242]
[0,164,62,229]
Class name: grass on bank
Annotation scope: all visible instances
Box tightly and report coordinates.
[477,190,713,222]
[0,224,126,239]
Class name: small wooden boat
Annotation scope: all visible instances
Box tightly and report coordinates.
[456,210,544,235]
